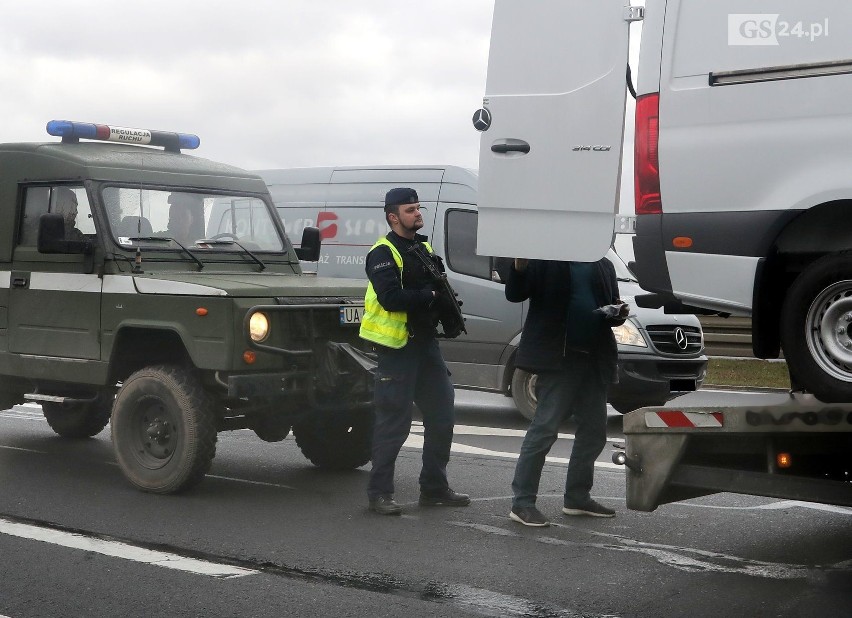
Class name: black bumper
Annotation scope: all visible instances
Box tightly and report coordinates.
[609,352,708,409]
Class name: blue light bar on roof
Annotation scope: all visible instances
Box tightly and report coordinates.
[46,120,200,152]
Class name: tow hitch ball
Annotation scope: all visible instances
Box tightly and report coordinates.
[611,447,642,473]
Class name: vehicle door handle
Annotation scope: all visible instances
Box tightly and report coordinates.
[491,139,530,155]
[12,276,28,287]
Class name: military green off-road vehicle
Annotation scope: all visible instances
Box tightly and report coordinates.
[0,121,374,493]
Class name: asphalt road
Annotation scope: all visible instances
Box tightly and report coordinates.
[0,389,850,617]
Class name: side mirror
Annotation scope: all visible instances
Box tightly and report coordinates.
[37,213,92,254]
[294,226,321,262]
[491,256,513,284]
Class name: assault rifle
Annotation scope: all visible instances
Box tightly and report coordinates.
[406,244,467,339]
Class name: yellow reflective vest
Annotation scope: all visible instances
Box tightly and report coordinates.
[359,236,434,349]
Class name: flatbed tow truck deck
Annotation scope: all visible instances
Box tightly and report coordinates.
[614,393,852,511]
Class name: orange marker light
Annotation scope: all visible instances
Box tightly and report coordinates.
[672,237,693,249]
[243,350,257,364]
[196,307,208,316]
[777,452,792,469]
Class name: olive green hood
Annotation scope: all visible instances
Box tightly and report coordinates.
[128,272,366,298]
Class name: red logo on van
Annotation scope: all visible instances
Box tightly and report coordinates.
[317,211,338,240]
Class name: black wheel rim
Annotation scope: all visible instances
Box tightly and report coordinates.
[128,396,180,469]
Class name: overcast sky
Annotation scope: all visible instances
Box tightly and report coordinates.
[1,0,494,170]
[2,0,644,229]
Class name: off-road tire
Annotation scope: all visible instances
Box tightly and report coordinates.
[252,415,291,442]
[511,369,537,421]
[42,395,112,438]
[111,365,217,494]
[293,411,372,470]
[780,252,852,403]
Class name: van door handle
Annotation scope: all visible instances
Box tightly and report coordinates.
[491,139,530,155]
[12,276,28,287]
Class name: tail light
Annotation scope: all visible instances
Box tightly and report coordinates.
[634,93,662,215]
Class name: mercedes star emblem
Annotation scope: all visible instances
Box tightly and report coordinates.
[472,108,492,132]
[674,327,688,350]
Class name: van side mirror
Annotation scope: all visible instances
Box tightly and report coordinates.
[294,226,321,262]
[37,213,92,254]
[491,256,513,284]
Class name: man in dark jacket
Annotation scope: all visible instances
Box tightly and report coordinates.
[505,257,628,526]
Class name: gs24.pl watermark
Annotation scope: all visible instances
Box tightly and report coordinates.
[729,14,830,46]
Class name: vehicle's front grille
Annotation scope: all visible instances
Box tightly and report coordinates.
[645,325,703,355]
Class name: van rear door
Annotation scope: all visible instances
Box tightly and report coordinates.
[476,0,636,262]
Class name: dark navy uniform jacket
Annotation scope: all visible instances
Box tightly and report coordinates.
[365,231,437,340]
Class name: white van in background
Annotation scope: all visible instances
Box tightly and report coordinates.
[256,165,707,419]
[476,0,852,402]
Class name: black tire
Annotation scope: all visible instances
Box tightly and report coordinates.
[609,401,643,415]
[111,365,217,494]
[293,412,372,470]
[511,369,537,421]
[42,395,112,438]
[252,415,291,442]
[780,252,852,403]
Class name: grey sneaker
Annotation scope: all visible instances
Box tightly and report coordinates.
[562,498,615,518]
[369,495,402,516]
[509,506,550,527]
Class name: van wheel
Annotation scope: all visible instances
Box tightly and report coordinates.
[511,369,537,421]
[293,412,372,470]
[42,394,113,438]
[608,401,649,415]
[780,252,852,403]
[111,365,217,494]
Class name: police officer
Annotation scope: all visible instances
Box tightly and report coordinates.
[360,187,470,515]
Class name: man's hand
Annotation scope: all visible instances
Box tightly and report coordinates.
[617,302,630,319]
[514,258,529,272]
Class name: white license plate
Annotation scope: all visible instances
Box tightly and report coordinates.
[339,305,363,326]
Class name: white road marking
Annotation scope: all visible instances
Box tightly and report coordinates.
[0,445,47,454]
[0,412,43,422]
[452,520,851,580]
[680,499,852,516]
[406,424,624,470]
[207,475,296,490]
[412,420,625,443]
[0,517,258,579]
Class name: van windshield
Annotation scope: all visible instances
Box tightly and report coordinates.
[103,187,285,252]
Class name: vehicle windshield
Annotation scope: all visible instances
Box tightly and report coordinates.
[103,187,285,252]
[606,248,638,282]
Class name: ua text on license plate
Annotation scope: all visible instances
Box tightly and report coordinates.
[339,305,363,326]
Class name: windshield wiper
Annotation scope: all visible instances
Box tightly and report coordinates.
[128,236,204,270]
[197,238,267,271]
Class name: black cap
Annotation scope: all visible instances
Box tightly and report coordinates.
[384,187,419,209]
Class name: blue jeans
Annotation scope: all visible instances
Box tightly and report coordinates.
[367,337,455,500]
[511,355,608,508]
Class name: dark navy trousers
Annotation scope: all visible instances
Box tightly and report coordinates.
[367,337,455,500]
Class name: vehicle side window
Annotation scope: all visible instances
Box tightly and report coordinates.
[445,209,490,280]
[18,185,94,246]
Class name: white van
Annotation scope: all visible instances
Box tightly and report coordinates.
[256,165,707,418]
[476,0,852,402]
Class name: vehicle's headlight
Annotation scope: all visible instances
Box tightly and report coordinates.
[249,312,270,342]
[612,319,647,347]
